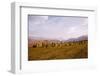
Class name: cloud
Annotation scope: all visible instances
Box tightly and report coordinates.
[28,15,88,40]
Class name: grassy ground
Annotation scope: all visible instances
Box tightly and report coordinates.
[28,43,88,61]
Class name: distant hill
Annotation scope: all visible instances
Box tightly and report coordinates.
[28,35,88,47]
[65,35,88,42]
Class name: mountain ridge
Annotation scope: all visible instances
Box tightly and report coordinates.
[29,35,88,42]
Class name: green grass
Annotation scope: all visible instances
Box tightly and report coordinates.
[28,42,88,61]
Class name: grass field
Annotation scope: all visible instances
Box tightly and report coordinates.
[28,41,88,61]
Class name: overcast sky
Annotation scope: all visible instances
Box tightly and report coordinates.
[28,15,88,40]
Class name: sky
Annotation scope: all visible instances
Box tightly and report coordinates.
[28,15,88,40]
